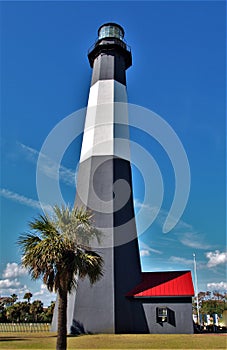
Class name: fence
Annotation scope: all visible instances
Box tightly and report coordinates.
[0,323,50,332]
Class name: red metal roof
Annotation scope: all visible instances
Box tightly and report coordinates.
[126,271,194,297]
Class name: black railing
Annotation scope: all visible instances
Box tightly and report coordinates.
[88,37,131,55]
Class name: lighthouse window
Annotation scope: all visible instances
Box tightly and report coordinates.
[99,25,124,40]
[109,27,114,36]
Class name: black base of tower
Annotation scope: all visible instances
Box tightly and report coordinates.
[67,155,146,334]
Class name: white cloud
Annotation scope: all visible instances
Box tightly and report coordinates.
[156,208,193,232]
[0,284,29,298]
[0,264,55,306]
[34,284,56,306]
[140,250,150,257]
[19,143,38,161]
[136,202,192,233]
[169,256,193,265]
[207,282,227,291]
[179,232,212,250]
[206,250,227,268]
[0,278,20,289]
[20,143,76,187]
[139,241,163,255]
[2,263,27,279]
[0,188,52,211]
[169,255,206,270]
[33,284,48,296]
[134,199,213,251]
[134,200,159,215]
[0,281,55,306]
[0,263,29,297]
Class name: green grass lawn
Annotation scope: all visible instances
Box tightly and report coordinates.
[0,333,226,350]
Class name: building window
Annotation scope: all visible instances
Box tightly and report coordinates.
[98,25,124,41]
[157,307,168,323]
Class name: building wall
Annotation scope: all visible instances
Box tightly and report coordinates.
[129,297,194,334]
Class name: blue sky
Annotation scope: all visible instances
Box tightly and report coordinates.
[0,1,226,306]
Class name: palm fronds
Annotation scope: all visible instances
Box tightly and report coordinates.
[17,205,104,293]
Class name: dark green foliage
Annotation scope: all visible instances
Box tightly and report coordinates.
[201,299,226,316]
[23,292,33,303]
[194,290,227,317]
[0,296,55,323]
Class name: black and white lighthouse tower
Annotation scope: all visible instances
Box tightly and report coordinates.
[67,23,144,334]
[52,22,195,335]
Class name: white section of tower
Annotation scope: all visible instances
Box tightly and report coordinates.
[80,80,130,163]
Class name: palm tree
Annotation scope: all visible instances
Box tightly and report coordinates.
[10,294,18,304]
[23,292,33,303]
[6,302,21,323]
[18,205,104,350]
[30,300,43,322]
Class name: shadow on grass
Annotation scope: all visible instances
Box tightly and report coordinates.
[0,338,27,342]
[0,334,56,341]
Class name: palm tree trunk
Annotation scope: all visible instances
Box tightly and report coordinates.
[56,289,67,350]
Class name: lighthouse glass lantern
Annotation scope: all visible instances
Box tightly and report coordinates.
[98,23,124,41]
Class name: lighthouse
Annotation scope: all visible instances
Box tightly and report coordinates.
[52,23,195,335]
[67,22,143,334]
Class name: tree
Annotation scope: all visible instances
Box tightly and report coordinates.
[18,206,104,350]
[40,301,55,323]
[213,291,225,300]
[19,301,30,322]
[197,290,227,317]
[201,299,225,316]
[6,301,31,323]
[6,303,22,322]
[10,294,18,304]
[0,298,10,322]
[23,292,33,303]
[30,300,43,322]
